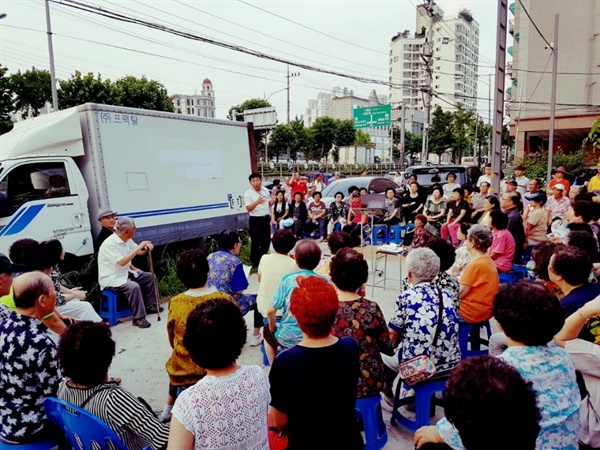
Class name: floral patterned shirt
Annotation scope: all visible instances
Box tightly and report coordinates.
[437,344,580,450]
[207,250,255,315]
[402,273,460,310]
[389,282,460,369]
[0,313,61,442]
[329,201,349,222]
[332,298,394,397]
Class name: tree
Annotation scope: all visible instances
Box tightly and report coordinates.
[113,75,174,112]
[310,116,338,161]
[58,71,115,109]
[451,104,474,163]
[502,123,515,149]
[268,124,297,160]
[470,118,492,165]
[228,98,272,121]
[428,106,454,162]
[10,67,52,119]
[289,118,312,161]
[0,66,14,135]
[335,120,356,147]
[354,129,372,147]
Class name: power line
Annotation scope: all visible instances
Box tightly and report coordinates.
[50,0,415,90]
[523,53,552,104]
[516,0,553,49]
[173,0,389,75]
[236,0,387,56]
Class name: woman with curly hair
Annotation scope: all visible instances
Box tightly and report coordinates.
[414,355,541,450]
[168,298,270,449]
[417,281,580,450]
[330,248,393,398]
[160,249,237,423]
[269,276,363,450]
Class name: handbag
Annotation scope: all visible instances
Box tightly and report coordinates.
[267,415,288,450]
[424,221,440,236]
[397,288,444,386]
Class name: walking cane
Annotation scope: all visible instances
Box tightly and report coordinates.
[147,249,162,322]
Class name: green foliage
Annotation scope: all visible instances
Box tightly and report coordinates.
[58,71,115,109]
[513,149,586,186]
[61,255,101,309]
[156,255,185,298]
[227,98,273,156]
[588,117,600,152]
[429,106,454,158]
[502,124,515,149]
[228,98,272,121]
[334,119,356,147]
[289,118,312,161]
[113,75,174,112]
[269,124,297,160]
[311,116,338,160]
[10,67,52,119]
[354,129,372,146]
[0,66,13,134]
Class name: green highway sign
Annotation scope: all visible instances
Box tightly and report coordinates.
[353,104,391,129]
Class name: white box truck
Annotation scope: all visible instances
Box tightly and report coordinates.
[0,103,256,258]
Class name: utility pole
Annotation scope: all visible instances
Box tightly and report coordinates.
[400,100,407,167]
[420,0,436,163]
[547,14,559,185]
[474,113,480,166]
[286,64,300,125]
[491,0,509,196]
[488,73,492,163]
[45,0,58,112]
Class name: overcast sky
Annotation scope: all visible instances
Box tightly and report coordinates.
[0,0,502,122]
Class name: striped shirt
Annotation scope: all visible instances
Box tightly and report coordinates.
[57,380,169,450]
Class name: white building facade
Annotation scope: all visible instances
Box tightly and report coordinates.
[171,78,216,119]
[389,5,479,113]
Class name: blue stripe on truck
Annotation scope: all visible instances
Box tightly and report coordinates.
[121,203,229,218]
[0,204,46,236]
[0,202,229,237]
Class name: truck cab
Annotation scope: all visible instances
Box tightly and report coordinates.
[0,158,94,258]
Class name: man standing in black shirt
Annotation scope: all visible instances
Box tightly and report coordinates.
[96,208,117,250]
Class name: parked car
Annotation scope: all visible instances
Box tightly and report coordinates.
[320,176,400,208]
[404,164,469,194]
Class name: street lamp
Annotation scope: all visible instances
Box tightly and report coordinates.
[264,88,287,102]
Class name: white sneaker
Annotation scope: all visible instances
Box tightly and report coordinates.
[248,334,263,347]
[380,393,394,413]
[158,411,172,423]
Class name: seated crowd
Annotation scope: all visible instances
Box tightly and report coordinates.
[1,168,600,450]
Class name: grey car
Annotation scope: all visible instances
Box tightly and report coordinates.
[320,176,401,208]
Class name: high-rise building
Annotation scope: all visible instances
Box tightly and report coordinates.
[389,5,479,112]
[303,92,332,127]
[507,0,600,156]
[171,79,216,119]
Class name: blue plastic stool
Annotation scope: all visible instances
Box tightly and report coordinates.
[405,223,416,232]
[391,377,447,432]
[390,225,404,245]
[511,264,529,280]
[0,439,59,450]
[459,320,492,359]
[498,272,519,284]
[99,290,133,327]
[356,395,388,450]
[260,343,283,366]
[372,225,389,245]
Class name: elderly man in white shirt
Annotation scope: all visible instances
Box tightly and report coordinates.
[98,217,160,329]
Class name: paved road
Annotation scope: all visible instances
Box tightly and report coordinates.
[109,244,443,449]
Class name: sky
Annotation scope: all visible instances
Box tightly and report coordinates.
[0,0,503,122]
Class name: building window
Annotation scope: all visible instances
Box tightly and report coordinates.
[191,108,195,114]
[187,108,190,114]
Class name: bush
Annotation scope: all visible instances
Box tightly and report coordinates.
[513,149,586,186]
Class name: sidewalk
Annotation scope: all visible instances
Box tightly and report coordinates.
[108,243,440,449]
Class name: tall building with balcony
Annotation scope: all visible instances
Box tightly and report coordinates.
[507,0,600,157]
[389,5,479,113]
[171,78,216,118]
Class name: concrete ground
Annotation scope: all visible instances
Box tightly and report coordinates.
[109,244,453,449]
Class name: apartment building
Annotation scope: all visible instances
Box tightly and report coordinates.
[507,0,600,156]
[171,78,216,119]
